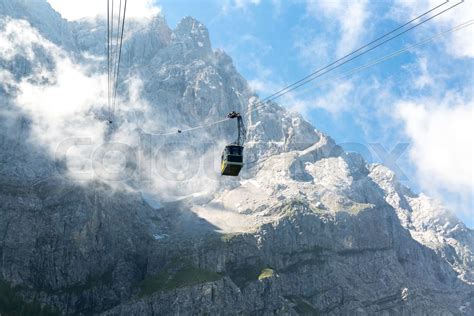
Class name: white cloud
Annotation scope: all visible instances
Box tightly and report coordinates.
[305,0,370,56]
[392,0,474,58]
[284,72,395,122]
[271,0,283,16]
[234,0,261,8]
[0,17,145,182]
[0,18,52,60]
[221,0,261,13]
[294,34,330,67]
[0,19,107,176]
[402,56,437,90]
[245,56,317,117]
[312,80,354,114]
[396,98,474,198]
[1,16,225,200]
[412,57,435,89]
[46,0,161,21]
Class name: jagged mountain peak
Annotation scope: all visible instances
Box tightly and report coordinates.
[175,16,209,39]
[369,163,474,284]
[172,16,212,54]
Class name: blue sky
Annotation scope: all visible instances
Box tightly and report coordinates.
[46,0,473,226]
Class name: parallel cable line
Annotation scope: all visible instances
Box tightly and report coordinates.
[107,0,110,122]
[289,20,474,99]
[106,0,128,123]
[112,0,128,120]
[255,0,450,106]
[111,0,122,121]
[107,0,116,123]
[251,0,465,111]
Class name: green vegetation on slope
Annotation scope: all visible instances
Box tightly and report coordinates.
[0,279,58,316]
[139,265,222,297]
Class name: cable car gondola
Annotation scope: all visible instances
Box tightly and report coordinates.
[221,111,246,176]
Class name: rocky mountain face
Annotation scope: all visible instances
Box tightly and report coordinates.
[0,1,473,315]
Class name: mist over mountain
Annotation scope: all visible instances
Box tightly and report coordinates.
[0,1,473,315]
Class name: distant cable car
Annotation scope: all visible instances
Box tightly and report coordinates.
[221,111,246,176]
